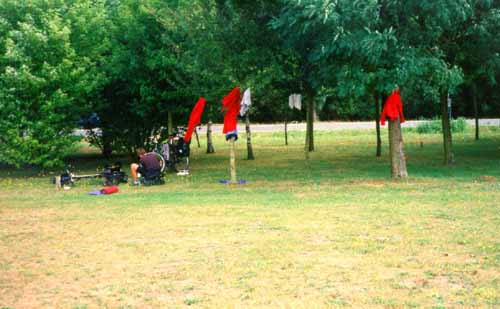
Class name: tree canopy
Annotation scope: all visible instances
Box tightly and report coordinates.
[1,0,499,167]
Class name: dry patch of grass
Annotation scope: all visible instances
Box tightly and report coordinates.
[1,129,499,307]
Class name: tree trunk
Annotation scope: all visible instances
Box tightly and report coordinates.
[245,113,254,160]
[440,88,454,165]
[375,92,382,157]
[102,142,113,159]
[284,109,288,146]
[229,136,237,183]
[101,129,113,158]
[472,82,479,141]
[167,110,173,136]
[304,135,310,160]
[388,117,408,179]
[306,96,314,152]
[194,128,200,148]
[304,103,310,160]
[313,109,319,122]
[206,120,215,153]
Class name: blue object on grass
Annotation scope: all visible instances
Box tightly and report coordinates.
[219,179,247,185]
[88,189,103,195]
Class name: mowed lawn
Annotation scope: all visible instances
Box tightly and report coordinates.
[1,127,499,308]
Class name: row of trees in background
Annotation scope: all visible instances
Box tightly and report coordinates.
[1,0,499,168]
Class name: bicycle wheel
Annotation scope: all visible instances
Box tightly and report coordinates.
[152,151,166,173]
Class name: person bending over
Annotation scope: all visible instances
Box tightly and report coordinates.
[130,147,161,185]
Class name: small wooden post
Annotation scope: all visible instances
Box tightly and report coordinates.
[388,117,408,179]
[229,136,237,183]
[206,121,215,153]
[55,176,62,189]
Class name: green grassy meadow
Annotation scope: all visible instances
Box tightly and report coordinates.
[1,127,499,308]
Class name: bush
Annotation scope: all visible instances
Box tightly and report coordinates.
[451,117,468,133]
[415,117,469,134]
[416,119,442,134]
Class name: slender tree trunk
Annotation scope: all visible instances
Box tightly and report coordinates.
[102,142,113,159]
[304,134,310,160]
[284,109,288,146]
[375,92,382,157]
[194,127,200,148]
[472,82,479,141]
[206,120,215,153]
[313,109,319,122]
[101,129,113,158]
[388,117,408,179]
[229,136,237,183]
[304,104,310,160]
[306,96,315,152]
[441,88,454,165]
[245,113,254,160]
[167,110,173,135]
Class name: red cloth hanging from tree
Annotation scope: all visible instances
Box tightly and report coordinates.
[380,89,405,125]
[184,97,206,143]
[221,87,241,134]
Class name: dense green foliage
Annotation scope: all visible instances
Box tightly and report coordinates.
[411,117,469,134]
[0,0,499,167]
[0,0,109,167]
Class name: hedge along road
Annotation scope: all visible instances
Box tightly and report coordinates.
[74,119,500,136]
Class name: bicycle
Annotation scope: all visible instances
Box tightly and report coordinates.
[149,136,167,174]
[149,127,190,176]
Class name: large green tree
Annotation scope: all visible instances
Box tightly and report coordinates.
[455,1,500,140]
[0,0,109,167]
[271,0,343,153]
[89,0,202,156]
[1,0,498,169]
[271,0,406,156]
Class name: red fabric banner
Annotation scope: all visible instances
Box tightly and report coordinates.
[184,97,206,143]
[380,89,405,125]
[221,87,241,134]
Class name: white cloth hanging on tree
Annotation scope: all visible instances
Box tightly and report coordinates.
[288,94,302,110]
[240,88,252,116]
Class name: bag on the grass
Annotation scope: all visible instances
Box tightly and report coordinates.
[101,186,119,195]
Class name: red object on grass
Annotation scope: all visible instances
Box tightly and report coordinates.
[221,87,241,134]
[101,186,119,195]
[184,97,206,143]
[380,89,405,125]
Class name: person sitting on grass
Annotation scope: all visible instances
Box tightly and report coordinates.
[130,147,161,185]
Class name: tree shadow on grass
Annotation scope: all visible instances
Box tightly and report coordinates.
[0,152,130,180]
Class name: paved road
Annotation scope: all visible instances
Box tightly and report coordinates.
[75,119,500,136]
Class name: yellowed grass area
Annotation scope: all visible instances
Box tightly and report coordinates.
[1,130,499,308]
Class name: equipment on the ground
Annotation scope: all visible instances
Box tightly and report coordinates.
[160,127,190,175]
[54,162,128,188]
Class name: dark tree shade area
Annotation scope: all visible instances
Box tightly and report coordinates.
[1,0,499,167]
